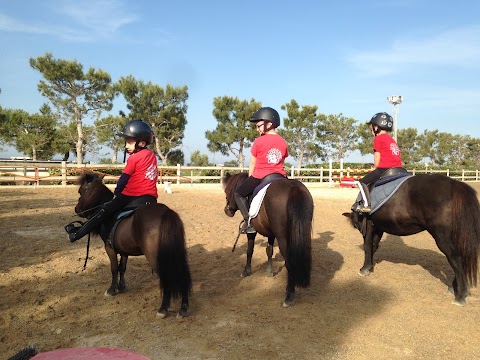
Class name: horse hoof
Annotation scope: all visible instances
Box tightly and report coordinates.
[452,299,466,306]
[104,289,118,297]
[282,293,296,307]
[176,310,189,318]
[358,268,371,277]
[156,309,168,318]
[241,270,251,277]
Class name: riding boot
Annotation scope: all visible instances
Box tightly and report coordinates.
[65,208,106,242]
[358,183,371,213]
[234,193,256,234]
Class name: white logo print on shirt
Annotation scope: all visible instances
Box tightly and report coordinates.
[266,148,283,164]
[145,164,158,180]
[390,143,400,156]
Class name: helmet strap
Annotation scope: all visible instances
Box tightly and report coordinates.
[133,140,147,152]
[261,121,276,135]
[373,126,381,136]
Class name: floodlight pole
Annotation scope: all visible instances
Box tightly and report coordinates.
[387,96,403,142]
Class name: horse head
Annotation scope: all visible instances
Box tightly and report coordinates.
[342,211,369,238]
[222,172,248,217]
[75,172,112,218]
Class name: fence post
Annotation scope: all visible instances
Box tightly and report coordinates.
[61,161,67,187]
[328,159,333,185]
[176,164,181,185]
[35,167,39,186]
[462,169,465,181]
[291,166,294,179]
[340,159,344,178]
[320,167,323,183]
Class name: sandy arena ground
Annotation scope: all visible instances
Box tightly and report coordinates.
[1,182,480,359]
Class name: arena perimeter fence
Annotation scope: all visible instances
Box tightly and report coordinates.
[0,160,479,187]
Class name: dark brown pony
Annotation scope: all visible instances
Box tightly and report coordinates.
[72,172,192,318]
[222,172,313,307]
[343,174,480,305]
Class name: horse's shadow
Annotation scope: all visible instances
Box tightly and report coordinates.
[368,234,451,286]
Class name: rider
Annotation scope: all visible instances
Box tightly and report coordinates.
[66,119,159,242]
[235,106,288,234]
[356,112,402,213]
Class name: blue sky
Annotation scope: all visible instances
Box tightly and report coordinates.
[1,0,479,164]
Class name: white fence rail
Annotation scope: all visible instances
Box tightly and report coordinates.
[0,161,479,186]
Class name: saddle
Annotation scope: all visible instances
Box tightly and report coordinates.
[252,173,286,197]
[354,168,411,215]
[102,195,157,247]
[248,173,287,218]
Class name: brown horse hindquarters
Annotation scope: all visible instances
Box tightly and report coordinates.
[371,174,454,236]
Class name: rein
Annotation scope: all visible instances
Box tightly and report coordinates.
[82,233,92,271]
[75,203,104,218]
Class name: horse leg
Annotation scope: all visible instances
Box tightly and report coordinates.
[241,233,256,277]
[104,245,119,296]
[157,287,171,318]
[265,236,275,277]
[117,255,128,293]
[434,236,469,306]
[177,286,190,319]
[359,227,382,276]
[274,237,295,307]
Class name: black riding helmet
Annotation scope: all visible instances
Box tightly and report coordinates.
[250,107,281,128]
[117,119,153,145]
[368,112,393,135]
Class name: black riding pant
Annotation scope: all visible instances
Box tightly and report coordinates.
[235,176,262,198]
[359,168,388,186]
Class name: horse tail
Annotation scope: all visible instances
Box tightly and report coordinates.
[286,184,313,288]
[452,181,480,287]
[156,207,192,299]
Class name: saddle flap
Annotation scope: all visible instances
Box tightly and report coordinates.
[249,184,271,218]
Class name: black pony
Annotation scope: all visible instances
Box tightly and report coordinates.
[71,172,192,318]
[222,172,313,307]
[344,174,480,305]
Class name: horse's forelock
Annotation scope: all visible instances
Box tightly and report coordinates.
[76,173,111,214]
[224,172,247,206]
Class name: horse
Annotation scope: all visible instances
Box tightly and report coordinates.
[71,172,192,318]
[222,172,313,307]
[343,174,480,305]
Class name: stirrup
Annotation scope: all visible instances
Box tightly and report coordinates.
[360,206,371,213]
[65,221,84,234]
[240,220,256,234]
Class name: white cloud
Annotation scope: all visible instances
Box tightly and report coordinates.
[58,0,138,35]
[348,25,480,77]
[0,0,138,42]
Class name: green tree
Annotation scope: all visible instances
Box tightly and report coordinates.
[167,149,185,165]
[188,150,210,166]
[279,100,323,168]
[355,122,373,156]
[53,122,98,162]
[320,113,358,162]
[417,130,452,166]
[30,52,115,164]
[0,105,58,160]
[464,138,480,169]
[206,96,261,167]
[116,75,188,165]
[447,134,473,168]
[94,114,125,163]
[397,128,422,165]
